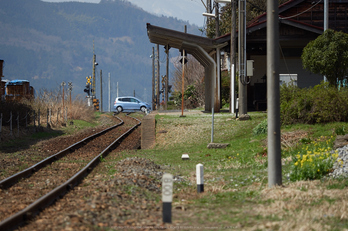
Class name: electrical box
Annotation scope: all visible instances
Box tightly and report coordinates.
[247,60,254,77]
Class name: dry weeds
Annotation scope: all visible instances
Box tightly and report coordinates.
[250,181,348,230]
[156,116,211,147]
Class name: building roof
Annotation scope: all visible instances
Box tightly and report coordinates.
[6,80,30,86]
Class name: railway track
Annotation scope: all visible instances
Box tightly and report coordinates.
[0,113,141,231]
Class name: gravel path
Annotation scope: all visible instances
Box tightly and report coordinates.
[329,145,348,178]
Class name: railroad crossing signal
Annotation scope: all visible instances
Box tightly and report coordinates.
[84,84,91,96]
[86,76,92,85]
[161,75,166,94]
[179,50,188,64]
[93,98,99,111]
[84,76,92,96]
[68,82,73,92]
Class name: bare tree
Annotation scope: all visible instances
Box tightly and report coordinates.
[171,55,205,108]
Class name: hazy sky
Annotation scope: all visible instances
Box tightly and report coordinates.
[42,0,207,26]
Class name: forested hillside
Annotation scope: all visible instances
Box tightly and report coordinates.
[0,0,200,108]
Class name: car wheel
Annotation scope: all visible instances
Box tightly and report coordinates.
[140,106,146,113]
[116,106,123,112]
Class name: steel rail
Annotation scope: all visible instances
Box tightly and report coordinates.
[0,114,141,231]
[0,117,124,190]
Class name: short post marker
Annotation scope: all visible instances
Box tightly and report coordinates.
[162,173,173,223]
[196,164,204,193]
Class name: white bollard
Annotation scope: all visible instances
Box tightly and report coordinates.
[162,173,173,223]
[196,164,204,193]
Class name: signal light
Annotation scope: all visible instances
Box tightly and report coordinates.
[179,49,188,64]
[84,84,90,96]
[93,98,99,111]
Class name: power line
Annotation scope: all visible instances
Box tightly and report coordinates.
[280,0,322,20]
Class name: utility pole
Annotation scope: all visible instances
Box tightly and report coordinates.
[61,81,66,112]
[156,44,160,110]
[324,0,328,82]
[165,44,170,110]
[100,69,103,112]
[206,0,212,24]
[324,0,328,30]
[181,26,187,117]
[215,2,220,37]
[230,0,236,114]
[108,73,111,112]
[238,0,247,115]
[68,82,72,108]
[181,49,186,116]
[152,47,155,110]
[92,42,97,99]
[267,0,282,187]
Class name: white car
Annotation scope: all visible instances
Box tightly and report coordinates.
[113,96,151,113]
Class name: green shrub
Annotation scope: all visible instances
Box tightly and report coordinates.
[335,126,346,135]
[252,119,267,136]
[280,82,348,125]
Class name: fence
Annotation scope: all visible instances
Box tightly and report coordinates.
[0,107,70,140]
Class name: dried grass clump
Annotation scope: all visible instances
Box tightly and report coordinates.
[21,89,94,126]
[251,181,348,230]
[156,117,211,148]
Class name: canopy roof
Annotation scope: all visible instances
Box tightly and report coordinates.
[146,23,227,67]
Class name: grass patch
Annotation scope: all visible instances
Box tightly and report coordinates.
[132,111,348,230]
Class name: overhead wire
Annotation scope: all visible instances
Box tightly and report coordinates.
[279,0,322,20]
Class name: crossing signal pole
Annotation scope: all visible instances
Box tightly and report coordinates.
[165,44,170,110]
[85,76,92,106]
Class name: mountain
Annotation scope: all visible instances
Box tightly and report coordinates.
[0,0,201,109]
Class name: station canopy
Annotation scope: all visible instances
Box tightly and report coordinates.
[146,23,228,67]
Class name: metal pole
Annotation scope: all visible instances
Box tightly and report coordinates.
[62,82,65,113]
[230,0,236,114]
[181,26,187,117]
[117,82,119,98]
[238,0,247,115]
[181,49,186,117]
[100,69,103,112]
[216,47,221,111]
[324,0,328,82]
[108,73,111,112]
[324,0,328,31]
[157,44,160,110]
[166,45,169,110]
[211,107,214,143]
[267,0,282,187]
[152,47,155,110]
[215,2,220,37]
